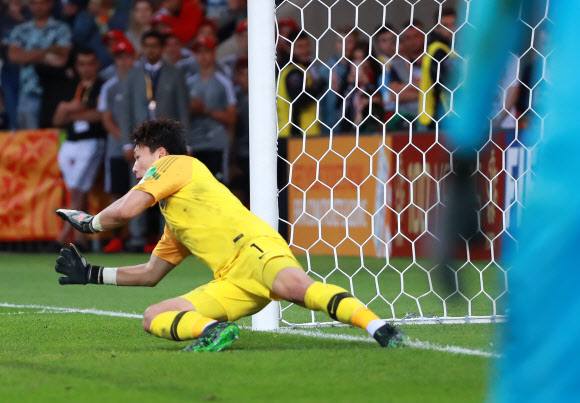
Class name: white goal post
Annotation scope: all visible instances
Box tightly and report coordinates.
[249,0,548,329]
[248,0,280,330]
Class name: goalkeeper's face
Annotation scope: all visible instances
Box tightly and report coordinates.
[132,144,167,180]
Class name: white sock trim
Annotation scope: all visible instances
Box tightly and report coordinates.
[202,320,218,333]
[366,319,385,337]
[92,213,103,232]
[102,267,118,285]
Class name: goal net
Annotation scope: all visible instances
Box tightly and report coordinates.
[268,0,549,326]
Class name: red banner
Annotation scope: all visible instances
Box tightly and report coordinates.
[0,130,65,240]
[387,132,505,260]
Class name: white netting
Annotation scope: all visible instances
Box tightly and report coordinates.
[273,0,550,326]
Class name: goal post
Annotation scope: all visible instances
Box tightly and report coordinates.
[249,0,547,328]
[248,0,280,330]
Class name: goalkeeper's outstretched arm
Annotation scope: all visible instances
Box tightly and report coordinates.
[56,190,155,234]
[55,244,175,286]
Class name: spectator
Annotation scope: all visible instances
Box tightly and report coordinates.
[196,18,219,42]
[374,25,397,65]
[99,29,127,80]
[386,21,425,127]
[174,18,218,81]
[230,56,249,205]
[401,21,425,64]
[155,0,202,44]
[125,0,153,55]
[277,31,323,138]
[275,17,298,71]
[218,18,247,80]
[315,26,359,132]
[0,0,29,129]
[122,29,189,251]
[373,25,408,117]
[276,31,323,241]
[214,0,246,48]
[98,39,135,253]
[187,36,237,182]
[339,42,384,133]
[124,30,189,133]
[53,48,106,250]
[71,0,129,69]
[336,40,379,131]
[35,46,77,128]
[418,8,456,128]
[347,59,384,134]
[8,0,71,129]
[163,30,194,66]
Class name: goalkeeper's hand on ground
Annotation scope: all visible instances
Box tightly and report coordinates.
[56,209,102,234]
[55,244,104,285]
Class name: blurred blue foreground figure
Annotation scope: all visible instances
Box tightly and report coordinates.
[446,0,580,401]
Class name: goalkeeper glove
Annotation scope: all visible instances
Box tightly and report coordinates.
[56,209,102,234]
[55,244,104,285]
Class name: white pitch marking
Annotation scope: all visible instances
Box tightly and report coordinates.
[0,302,499,358]
[0,302,142,319]
[247,326,500,358]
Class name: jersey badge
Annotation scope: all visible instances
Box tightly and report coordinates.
[143,166,160,181]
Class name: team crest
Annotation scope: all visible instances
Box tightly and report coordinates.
[143,166,159,180]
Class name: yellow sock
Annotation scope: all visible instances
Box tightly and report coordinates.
[149,311,216,341]
[304,282,380,330]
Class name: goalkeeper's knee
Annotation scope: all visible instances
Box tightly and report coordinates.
[304,282,380,330]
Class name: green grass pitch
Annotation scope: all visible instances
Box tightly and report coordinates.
[0,253,501,402]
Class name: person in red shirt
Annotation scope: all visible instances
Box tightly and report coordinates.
[155,0,202,44]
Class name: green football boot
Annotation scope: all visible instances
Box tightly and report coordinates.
[181,322,239,352]
[373,322,409,348]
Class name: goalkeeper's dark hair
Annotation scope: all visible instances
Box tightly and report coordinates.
[131,119,188,156]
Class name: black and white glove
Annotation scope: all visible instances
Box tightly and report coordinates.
[55,244,103,285]
[56,209,101,234]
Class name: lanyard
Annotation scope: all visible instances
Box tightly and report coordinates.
[144,70,157,118]
[74,82,93,104]
[144,72,154,102]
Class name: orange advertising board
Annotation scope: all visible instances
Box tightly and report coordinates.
[288,132,506,259]
[0,130,64,240]
[288,135,393,257]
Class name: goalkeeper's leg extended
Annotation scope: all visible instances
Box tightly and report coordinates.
[271,267,408,347]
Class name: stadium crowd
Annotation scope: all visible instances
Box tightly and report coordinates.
[0,0,535,252]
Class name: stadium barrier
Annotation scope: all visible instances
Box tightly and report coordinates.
[287,130,507,261]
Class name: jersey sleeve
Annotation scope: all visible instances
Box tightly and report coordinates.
[152,225,191,265]
[131,156,192,203]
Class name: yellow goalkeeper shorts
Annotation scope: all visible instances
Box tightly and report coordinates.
[179,236,303,321]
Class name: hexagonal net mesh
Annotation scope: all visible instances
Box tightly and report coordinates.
[273,0,550,326]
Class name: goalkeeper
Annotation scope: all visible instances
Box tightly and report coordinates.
[55,119,407,352]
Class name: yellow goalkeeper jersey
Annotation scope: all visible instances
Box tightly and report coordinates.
[132,155,285,276]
